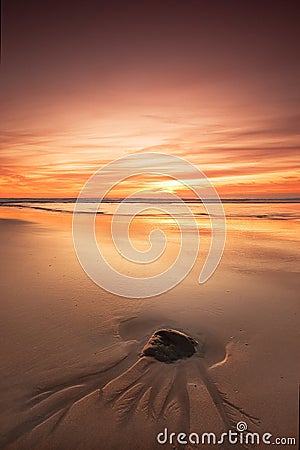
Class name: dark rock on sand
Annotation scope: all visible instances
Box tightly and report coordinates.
[140,329,198,363]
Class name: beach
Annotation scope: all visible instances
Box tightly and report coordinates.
[0,203,299,449]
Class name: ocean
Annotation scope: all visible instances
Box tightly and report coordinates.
[0,198,299,221]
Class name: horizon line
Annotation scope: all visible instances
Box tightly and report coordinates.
[1,197,300,204]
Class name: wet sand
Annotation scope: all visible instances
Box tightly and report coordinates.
[0,207,299,449]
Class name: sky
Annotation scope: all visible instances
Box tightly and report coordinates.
[0,0,299,198]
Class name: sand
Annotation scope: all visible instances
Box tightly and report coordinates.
[0,207,299,449]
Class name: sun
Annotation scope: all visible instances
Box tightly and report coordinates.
[154,179,184,194]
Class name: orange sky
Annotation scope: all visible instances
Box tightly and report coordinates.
[0,1,299,199]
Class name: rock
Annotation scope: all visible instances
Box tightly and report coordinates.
[140,329,198,363]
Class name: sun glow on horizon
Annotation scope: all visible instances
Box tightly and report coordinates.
[154,179,186,194]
